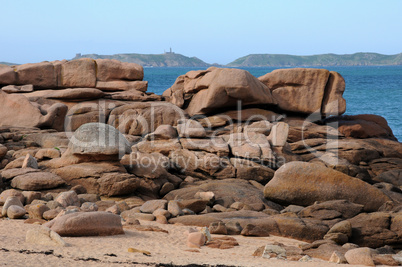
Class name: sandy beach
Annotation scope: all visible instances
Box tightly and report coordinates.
[0,218,371,267]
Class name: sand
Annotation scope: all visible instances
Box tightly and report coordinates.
[0,218,362,267]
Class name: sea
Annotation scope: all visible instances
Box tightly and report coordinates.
[144,66,402,141]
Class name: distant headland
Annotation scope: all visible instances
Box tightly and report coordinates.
[72,52,402,68]
[2,52,402,67]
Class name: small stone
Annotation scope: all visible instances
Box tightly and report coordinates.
[160,182,175,196]
[392,254,402,265]
[46,200,62,210]
[200,227,212,243]
[81,202,98,212]
[55,191,80,207]
[7,205,26,219]
[28,203,50,219]
[26,225,67,247]
[105,205,120,215]
[212,204,226,212]
[31,199,47,205]
[168,200,183,217]
[324,232,349,245]
[209,221,228,235]
[182,208,195,215]
[35,148,61,160]
[2,196,24,217]
[43,208,63,220]
[22,191,42,205]
[299,255,312,262]
[71,185,87,194]
[262,245,287,259]
[153,208,171,219]
[22,154,38,169]
[329,251,347,264]
[375,245,395,255]
[78,194,100,203]
[43,193,54,201]
[373,254,400,266]
[146,125,178,140]
[327,220,352,238]
[241,224,270,237]
[195,191,215,203]
[230,202,245,210]
[155,215,168,224]
[24,218,47,224]
[0,189,25,205]
[342,243,359,250]
[187,232,206,248]
[225,221,243,235]
[281,205,304,214]
[205,237,239,249]
[140,200,167,213]
[116,201,130,213]
[121,210,155,221]
[123,218,140,226]
[345,247,376,266]
[267,122,289,147]
[177,119,206,138]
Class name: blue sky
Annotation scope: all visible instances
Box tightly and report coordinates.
[1,0,401,64]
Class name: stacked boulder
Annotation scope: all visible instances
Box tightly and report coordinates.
[163,67,346,117]
[0,59,161,132]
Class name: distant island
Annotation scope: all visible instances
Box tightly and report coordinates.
[0,62,16,66]
[3,52,402,67]
[73,51,211,67]
[227,52,402,67]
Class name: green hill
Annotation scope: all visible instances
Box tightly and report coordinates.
[73,53,211,67]
[0,62,17,66]
[227,53,402,67]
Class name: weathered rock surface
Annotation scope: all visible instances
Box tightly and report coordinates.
[95,59,143,82]
[259,68,345,116]
[325,114,397,141]
[164,67,276,116]
[11,172,65,191]
[108,102,186,136]
[348,212,401,248]
[0,91,68,129]
[264,162,391,211]
[344,247,376,266]
[45,211,124,236]
[164,179,276,210]
[60,123,130,165]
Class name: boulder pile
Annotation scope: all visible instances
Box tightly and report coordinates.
[0,60,401,264]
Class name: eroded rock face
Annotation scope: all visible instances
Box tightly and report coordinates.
[348,212,401,248]
[95,59,143,82]
[0,91,68,130]
[65,123,131,161]
[164,67,276,116]
[259,68,346,116]
[325,114,397,141]
[164,179,275,211]
[264,161,391,211]
[108,102,187,136]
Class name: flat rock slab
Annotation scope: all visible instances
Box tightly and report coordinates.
[45,211,124,236]
[11,172,66,191]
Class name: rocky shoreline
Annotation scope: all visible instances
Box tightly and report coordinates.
[0,59,401,266]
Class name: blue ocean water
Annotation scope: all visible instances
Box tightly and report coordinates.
[144,66,402,141]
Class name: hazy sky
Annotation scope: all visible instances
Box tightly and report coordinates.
[1,0,401,64]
